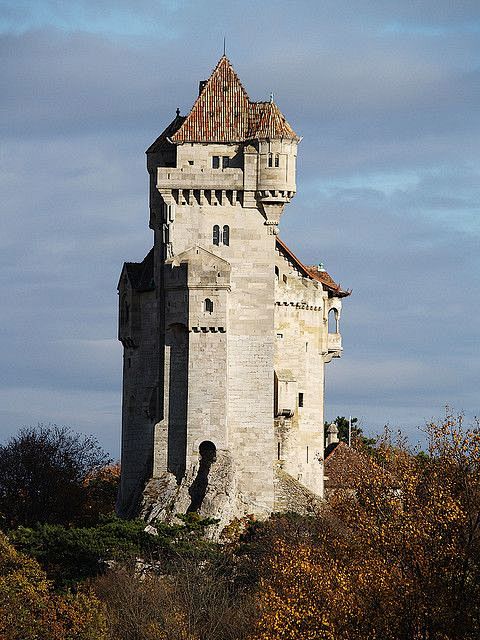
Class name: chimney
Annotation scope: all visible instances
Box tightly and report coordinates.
[326,422,339,447]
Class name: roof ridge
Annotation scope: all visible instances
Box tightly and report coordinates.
[276,237,350,297]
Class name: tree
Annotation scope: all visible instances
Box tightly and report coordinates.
[93,556,254,640]
[82,462,121,525]
[250,414,480,640]
[0,424,111,529]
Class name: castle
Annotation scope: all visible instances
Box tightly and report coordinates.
[117,56,349,524]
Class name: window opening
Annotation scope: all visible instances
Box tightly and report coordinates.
[299,392,304,408]
[268,153,273,167]
[204,298,214,314]
[274,154,280,167]
[307,446,309,463]
[275,266,279,280]
[222,225,230,246]
[222,156,229,168]
[188,160,194,165]
[212,156,220,169]
[121,299,130,325]
[283,274,288,284]
[328,308,339,333]
[213,225,220,246]
[278,442,281,460]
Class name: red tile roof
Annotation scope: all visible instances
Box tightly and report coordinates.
[276,237,351,297]
[172,56,299,143]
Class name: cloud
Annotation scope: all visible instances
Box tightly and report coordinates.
[1,2,479,455]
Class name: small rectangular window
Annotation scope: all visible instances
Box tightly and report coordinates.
[212,156,220,169]
[299,393,304,408]
[276,333,283,339]
[188,160,194,165]
[222,156,229,168]
[275,154,279,167]
[268,153,273,167]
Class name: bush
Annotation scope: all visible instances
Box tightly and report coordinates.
[0,532,106,639]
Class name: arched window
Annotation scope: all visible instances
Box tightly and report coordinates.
[212,225,220,246]
[274,154,280,167]
[328,308,339,333]
[199,440,216,463]
[222,225,230,246]
[204,298,214,314]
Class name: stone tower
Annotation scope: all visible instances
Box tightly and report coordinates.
[117,56,349,525]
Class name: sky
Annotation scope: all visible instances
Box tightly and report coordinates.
[1,0,479,457]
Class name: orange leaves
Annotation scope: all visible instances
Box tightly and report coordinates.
[0,534,107,640]
[249,415,480,639]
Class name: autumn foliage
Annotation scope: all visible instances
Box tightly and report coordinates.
[2,415,480,639]
[0,532,106,640]
[249,414,480,640]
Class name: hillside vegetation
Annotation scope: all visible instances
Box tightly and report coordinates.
[0,414,479,639]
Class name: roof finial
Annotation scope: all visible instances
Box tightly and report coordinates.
[223,36,226,57]
[176,107,180,117]
[270,92,274,103]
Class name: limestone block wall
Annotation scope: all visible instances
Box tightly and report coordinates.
[274,250,328,496]
[257,139,297,195]
[118,281,158,515]
[150,168,277,514]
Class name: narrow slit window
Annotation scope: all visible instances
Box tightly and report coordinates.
[306,446,309,463]
[275,266,279,281]
[212,156,220,169]
[222,225,230,246]
[278,442,281,460]
[268,153,273,167]
[213,225,220,246]
[204,298,214,314]
[122,300,130,324]
[274,154,280,167]
[299,392,304,408]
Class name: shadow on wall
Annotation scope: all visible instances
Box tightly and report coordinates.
[167,322,189,483]
[187,441,217,512]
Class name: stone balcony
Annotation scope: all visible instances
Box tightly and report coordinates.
[327,332,342,356]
